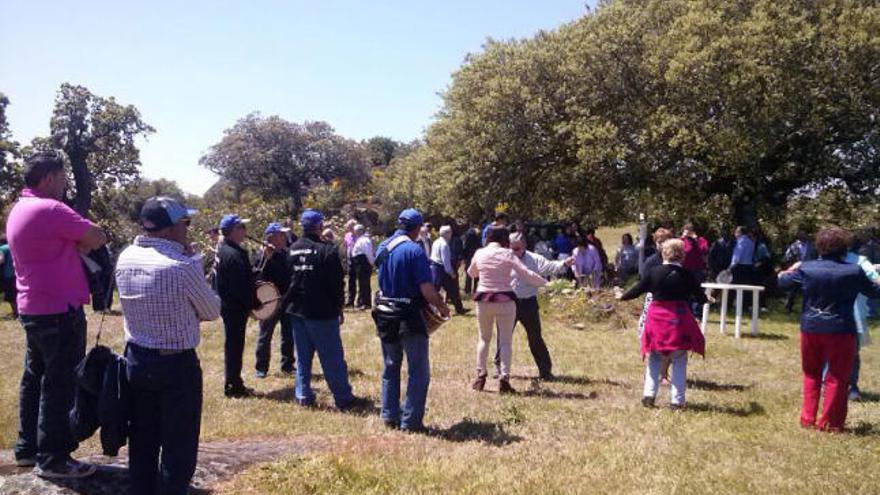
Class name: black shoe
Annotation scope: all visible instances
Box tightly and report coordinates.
[280,367,295,376]
[499,378,516,394]
[34,459,96,479]
[471,373,487,391]
[641,396,655,408]
[225,385,254,398]
[383,420,400,430]
[539,372,556,381]
[401,424,428,434]
[338,396,372,412]
[669,403,685,411]
[456,308,470,315]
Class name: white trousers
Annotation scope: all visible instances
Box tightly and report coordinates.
[475,301,517,378]
[643,350,688,405]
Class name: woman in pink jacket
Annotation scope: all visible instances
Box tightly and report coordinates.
[467,226,547,393]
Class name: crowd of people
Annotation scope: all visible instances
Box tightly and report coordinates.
[2,150,880,491]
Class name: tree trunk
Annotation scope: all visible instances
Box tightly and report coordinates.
[290,183,303,217]
[731,195,758,228]
[69,150,92,217]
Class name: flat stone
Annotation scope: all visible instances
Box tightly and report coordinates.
[0,438,310,494]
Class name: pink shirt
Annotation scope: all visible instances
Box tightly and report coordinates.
[344,232,355,258]
[468,242,546,293]
[6,188,93,315]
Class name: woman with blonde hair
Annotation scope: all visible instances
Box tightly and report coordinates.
[618,238,709,409]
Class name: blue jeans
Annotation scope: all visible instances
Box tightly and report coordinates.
[851,337,862,391]
[381,332,430,429]
[290,315,354,407]
[126,344,202,495]
[15,307,86,469]
[643,350,688,406]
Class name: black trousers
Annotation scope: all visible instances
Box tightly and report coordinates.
[463,257,476,294]
[15,307,86,468]
[494,297,552,377]
[353,254,372,308]
[221,309,249,392]
[2,277,18,317]
[255,310,294,373]
[126,344,202,495]
[432,263,464,313]
[346,259,357,306]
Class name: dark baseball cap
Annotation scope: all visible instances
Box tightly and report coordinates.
[140,197,197,232]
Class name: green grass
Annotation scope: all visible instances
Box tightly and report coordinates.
[2,294,880,494]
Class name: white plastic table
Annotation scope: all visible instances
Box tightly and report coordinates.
[700,283,765,338]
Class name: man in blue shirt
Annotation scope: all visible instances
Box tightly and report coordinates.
[373,208,449,432]
[729,226,757,286]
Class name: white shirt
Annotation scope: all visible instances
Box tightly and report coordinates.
[351,234,375,265]
[116,236,221,350]
[430,236,454,275]
[510,250,569,299]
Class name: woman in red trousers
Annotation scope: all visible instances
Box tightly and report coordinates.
[778,227,880,432]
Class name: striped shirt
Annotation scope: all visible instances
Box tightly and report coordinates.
[116,235,221,350]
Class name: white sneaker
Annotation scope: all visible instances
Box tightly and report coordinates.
[33,459,97,479]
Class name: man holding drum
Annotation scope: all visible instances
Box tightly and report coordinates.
[254,222,294,378]
[284,209,365,409]
[373,208,449,432]
[216,214,257,398]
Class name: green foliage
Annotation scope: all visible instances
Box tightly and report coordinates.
[46,83,154,216]
[397,0,880,227]
[200,113,370,215]
[0,93,22,213]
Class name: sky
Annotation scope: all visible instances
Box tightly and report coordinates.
[1,1,590,195]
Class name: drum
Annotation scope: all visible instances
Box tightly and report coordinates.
[252,281,281,320]
[422,305,449,335]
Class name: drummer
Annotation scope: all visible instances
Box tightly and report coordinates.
[373,208,449,432]
[254,222,294,378]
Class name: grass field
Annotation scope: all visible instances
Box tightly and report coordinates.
[2,281,880,494]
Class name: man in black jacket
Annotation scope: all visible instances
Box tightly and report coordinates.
[462,226,480,294]
[284,209,363,409]
[254,222,294,378]
[216,214,257,398]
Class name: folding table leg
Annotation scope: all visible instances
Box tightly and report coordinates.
[734,289,743,338]
[751,290,760,336]
[720,289,729,334]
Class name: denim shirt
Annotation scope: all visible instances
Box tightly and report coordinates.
[778,257,880,334]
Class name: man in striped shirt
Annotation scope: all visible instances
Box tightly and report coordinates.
[115,196,221,495]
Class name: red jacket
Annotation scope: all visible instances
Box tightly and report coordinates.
[681,235,709,272]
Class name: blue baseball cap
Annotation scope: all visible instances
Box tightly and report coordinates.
[264,222,290,237]
[398,208,424,229]
[219,214,250,231]
[300,209,324,230]
[140,196,197,232]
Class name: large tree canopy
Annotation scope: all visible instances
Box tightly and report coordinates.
[45,83,154,216]
[200,113,369,215]
[395,0,880,226]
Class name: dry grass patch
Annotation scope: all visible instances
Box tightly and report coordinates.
[2,293,880,494]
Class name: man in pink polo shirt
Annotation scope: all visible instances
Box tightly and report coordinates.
[6,150,107,479]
